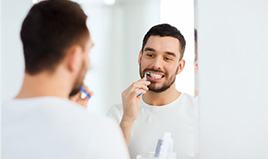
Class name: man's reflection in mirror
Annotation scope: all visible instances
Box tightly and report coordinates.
[108,24,198,159]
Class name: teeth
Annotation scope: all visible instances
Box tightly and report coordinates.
[150,72,162,79]
[145,71,163,80]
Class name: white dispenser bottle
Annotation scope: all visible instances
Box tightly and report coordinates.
[154,132,176,159]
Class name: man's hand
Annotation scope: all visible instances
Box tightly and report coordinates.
[69,84,92,107]
[120,77,150,144]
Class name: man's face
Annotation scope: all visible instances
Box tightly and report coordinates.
[139,36,184,93]
[69,39,92,96]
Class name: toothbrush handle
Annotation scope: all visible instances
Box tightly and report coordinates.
[80,86,91,98]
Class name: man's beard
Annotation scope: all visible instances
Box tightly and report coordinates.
[139,65,177,93]
[69,63,87,97]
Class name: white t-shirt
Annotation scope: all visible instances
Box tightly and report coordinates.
[2,97,130,159]
[107,93,198,159]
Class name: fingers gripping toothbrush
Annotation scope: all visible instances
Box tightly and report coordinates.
[137,71,151,97]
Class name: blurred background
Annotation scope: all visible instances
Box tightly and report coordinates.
[0,0,195,113]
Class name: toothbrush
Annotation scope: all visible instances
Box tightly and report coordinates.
[137,72,151,97]
[79,86,91,99]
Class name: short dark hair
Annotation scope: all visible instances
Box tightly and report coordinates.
[141,23,186,59]
[20,0,89,74]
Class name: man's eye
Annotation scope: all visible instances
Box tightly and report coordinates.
[146,54,153,57]
[164,57,172,61]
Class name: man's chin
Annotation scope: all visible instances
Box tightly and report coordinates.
[148,85,170,93]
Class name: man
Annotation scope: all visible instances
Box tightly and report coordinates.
[2,1,129,159]
[108,24,198,159]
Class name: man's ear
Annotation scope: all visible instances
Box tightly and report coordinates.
[138,51,142,65]
[65,45,83,73]
[176,59,185,75]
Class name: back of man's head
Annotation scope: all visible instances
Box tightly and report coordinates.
[20,0,89,75]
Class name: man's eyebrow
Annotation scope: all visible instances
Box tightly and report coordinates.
[144,47,156,52]
[144,47,178,57]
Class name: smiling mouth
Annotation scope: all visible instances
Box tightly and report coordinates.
[145,71,165,81]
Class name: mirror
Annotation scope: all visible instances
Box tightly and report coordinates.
[78,1,198,158]
[75,0,197,113]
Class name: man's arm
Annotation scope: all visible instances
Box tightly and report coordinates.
[119,78,150,144]
[120,116,135,144]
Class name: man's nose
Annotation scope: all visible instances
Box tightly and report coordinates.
[151,57,163,70]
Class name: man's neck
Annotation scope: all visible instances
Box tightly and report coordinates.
[142,85,181,106]
[16,71,71,99]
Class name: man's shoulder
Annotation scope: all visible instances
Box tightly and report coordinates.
[181,93,198,106]
[182,93,196,100]
[2,97,116,127]
[106,104,124,124]
[109,104,123,112]
[180,93,199,119]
